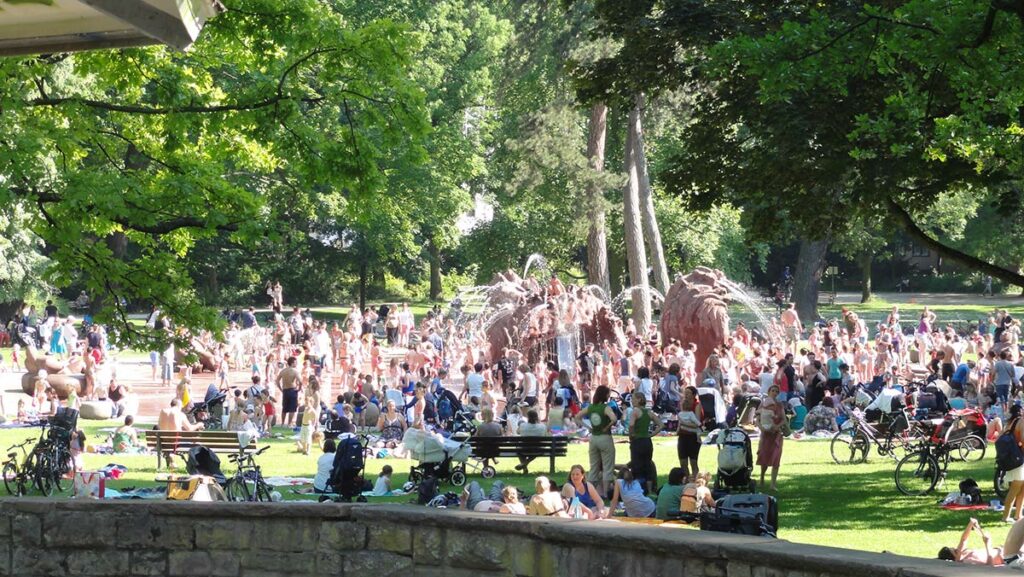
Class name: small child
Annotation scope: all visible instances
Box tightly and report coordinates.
[16,399,27,423]
[371,465,393,496]
[11,344,20,371]
[261,392,277,431]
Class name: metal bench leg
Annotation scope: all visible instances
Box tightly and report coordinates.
[550,454,555,475]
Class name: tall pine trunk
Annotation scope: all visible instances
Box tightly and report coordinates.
[860,252,872,303]
[585,102,611,297]
[427,239,442,301]
[633,94,670,297]
[624,105,652,330]
[792,238,829,323]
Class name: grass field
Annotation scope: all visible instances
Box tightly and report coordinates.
[0,421,1007,560]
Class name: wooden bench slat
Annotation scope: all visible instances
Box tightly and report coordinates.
[466,436,569,474]
[144,430,257,470]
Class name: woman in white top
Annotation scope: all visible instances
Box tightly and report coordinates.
[313,439,337,493]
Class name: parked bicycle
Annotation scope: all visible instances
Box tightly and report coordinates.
[224,446,273,502]
[894,434,987,496]
[32,421,75,496]
[830,409,925,465]
[2,439,35,496]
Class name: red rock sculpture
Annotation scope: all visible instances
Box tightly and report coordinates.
[483,270,626,363]
[661,267,732,370]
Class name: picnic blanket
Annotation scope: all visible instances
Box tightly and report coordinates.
[264,477,314,486]
[941,504,990,511]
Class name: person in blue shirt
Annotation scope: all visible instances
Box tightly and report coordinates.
[825,348,844,394]
[951,361,974,393]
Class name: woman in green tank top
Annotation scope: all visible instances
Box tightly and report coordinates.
[577,386,618,496]
[628,391,663,494]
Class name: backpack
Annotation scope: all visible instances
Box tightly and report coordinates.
[997,424,1024,472]
[417,476,439,505]
[959,478,982,505]
[437,395,454,422]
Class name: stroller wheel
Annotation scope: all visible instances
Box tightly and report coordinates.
[749,480,757,493]
[356,495,367,503]
[450,469,466,487]
[482,466,496,479]
[318,495,332,503]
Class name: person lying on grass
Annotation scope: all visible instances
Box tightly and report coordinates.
[938,517,1024,566]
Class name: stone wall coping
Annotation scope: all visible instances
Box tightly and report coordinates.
[0,499,1001,576]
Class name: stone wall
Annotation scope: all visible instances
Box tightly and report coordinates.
[0,499,981,577]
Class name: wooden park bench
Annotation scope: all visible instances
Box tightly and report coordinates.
[145,430,256,470]
[467,436,570,475]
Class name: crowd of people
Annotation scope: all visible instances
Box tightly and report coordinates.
[4,280,1024,559]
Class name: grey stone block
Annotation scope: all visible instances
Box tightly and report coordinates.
[117,516,195,550]
[251,519,319,552]
[319,521,367,551]
[43,512,120,548]
[366,523,412,554]
[412,526,443,566]
[193,521,253,551]
[446,531,510,570]
[341,551,412,576]
[64,550,130,576]
[130,550,167,577]
[168,551,239,577]
[12,513,42,547]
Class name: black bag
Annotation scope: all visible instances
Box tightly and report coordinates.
[996,428,1024,472]
[417,476,439,505]
[959,478,982,505]
[916,392,938,411]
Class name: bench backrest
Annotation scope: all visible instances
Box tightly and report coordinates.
[144,430,256,453]
[467,436,569,457]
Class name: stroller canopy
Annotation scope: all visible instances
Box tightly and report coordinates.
[186,445,226,484]
[696,387,728,426]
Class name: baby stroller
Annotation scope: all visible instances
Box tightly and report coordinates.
[186,393,227,431]
[697,386,728,432]
[714,427,756,493]
[320,434,369,502]
[446,407,477,436]
[402,428,469,489]
[930,408,987,461]
[185,445,227,485]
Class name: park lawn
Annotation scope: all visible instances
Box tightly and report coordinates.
[0,421,1006,560]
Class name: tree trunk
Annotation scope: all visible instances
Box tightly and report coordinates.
[0,300,23,324]
[624,105,652,330]
[633,94,670,297]
[859,252,872,303]
[585,102,611,298]
[91,232,128,316]
[427,239,442,301]
[358,261,368,311]
[792,238,829,322]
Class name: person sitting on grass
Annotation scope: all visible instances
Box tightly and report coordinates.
[498,486,526,515]
[939,517,1024,565]
[559,464,605,520]
[370,465,393,496]
[654,468,685,520]
[526,476,569,517]
[679,472,715,515]
[605,465,655,519]
[111,415,140,453]
[312,438,336,494]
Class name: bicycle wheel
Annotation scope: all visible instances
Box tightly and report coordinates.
[254,480,273,502]
[995,468,1010,500]
[34,454,54,496]
[895,450,940,496]
[830,429,869,464]
[225,478,251,502]
[956,435,986,463]
[3,462,19,496]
